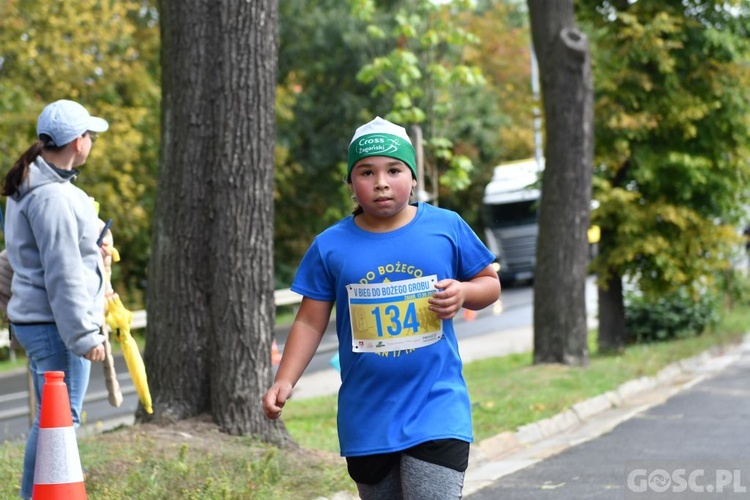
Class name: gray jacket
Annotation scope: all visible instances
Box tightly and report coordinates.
[5,156,105,357]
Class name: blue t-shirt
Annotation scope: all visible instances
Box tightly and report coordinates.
[291,202,495,456]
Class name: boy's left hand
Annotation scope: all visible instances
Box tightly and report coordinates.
[429,279,464,319]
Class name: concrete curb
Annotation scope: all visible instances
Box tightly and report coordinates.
[463,336,747,497]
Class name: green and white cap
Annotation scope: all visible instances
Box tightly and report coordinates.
[347,116,417,180]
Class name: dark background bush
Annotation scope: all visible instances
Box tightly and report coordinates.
[625,287,720,343]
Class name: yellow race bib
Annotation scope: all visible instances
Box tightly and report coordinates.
[347,275,443,353]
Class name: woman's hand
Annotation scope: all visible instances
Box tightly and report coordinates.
[84,343,105,362]
[100,238,113,261]
[97,219,114,268]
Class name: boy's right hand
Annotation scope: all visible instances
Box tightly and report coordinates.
[262,381,294,420]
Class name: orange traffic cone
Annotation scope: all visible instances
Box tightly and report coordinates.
[271,339,282,366]
[32,371,86,499]
[462,308,478,321]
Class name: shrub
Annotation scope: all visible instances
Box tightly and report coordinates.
[625,287,720,343]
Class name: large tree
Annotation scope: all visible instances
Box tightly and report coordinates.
[577,1,750,351]
[527,0,594,365]
[147,0,289,444]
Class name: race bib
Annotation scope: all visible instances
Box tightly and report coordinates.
[347,275,443,353]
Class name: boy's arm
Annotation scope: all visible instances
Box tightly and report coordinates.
[262,297,333,419]
[459,265,502,310]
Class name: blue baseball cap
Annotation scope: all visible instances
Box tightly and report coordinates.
[36,99,109,147]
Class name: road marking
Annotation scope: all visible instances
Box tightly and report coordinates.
[0,391,27,404]
[0,386,137,422]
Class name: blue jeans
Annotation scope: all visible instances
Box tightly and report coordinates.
[11,323,91,499]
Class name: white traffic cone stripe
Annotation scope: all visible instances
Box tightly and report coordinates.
[34,427,84,484]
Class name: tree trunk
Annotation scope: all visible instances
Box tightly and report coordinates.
[528,0,593,366]
[147,0,291,446]
[597,269,627,353]
[597,224,628,352]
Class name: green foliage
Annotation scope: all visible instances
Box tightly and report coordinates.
[353,0,484,195]
[0,0,161,307]
[579,1,750,306]
[716,268,750,309]
[625,287,720,343]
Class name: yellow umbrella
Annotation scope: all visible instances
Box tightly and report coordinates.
[106,293,153,414]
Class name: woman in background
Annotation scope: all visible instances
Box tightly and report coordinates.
[2,99,110,499]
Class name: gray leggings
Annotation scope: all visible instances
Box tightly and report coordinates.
[355,454,466,500]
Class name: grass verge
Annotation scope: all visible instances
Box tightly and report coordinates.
[0,306,747,499]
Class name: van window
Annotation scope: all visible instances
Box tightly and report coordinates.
[483,200,537,228]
